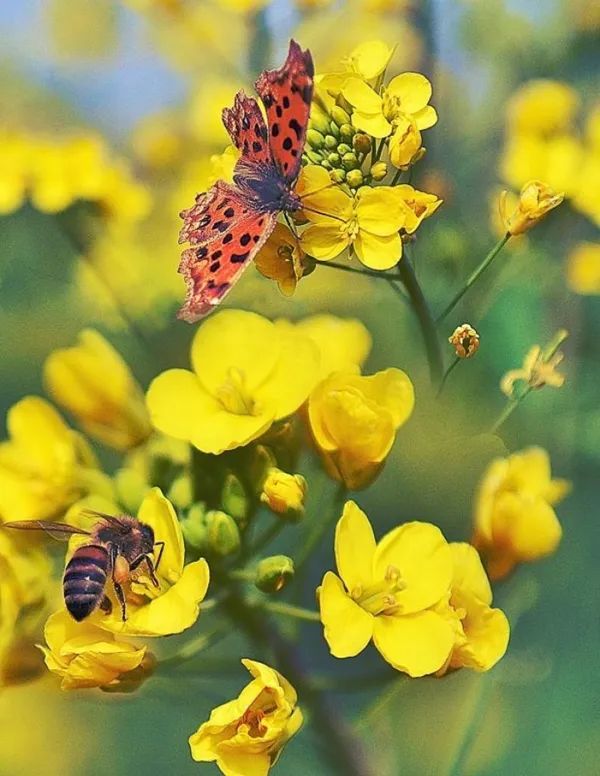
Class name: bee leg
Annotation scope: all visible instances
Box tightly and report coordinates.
[131,554,160,588]
[99,595,112,615]
[112,579,127,621]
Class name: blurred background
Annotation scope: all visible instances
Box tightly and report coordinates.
[0,1,598,774]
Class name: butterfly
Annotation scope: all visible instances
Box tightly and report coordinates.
[177,39,314,322]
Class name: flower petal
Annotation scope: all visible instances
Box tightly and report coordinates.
[301,224,349,261]
[354,230,402,270]
[450,593,510,672]
[319,571,374,658]
[413,104,438,130]
[354,368,415,428]
[449,542,492,605]
[356,186,406,235]
[334,501,376,591]
[137,487,185,582]
[342,77,382,113]
[215,749,271,776]
[373,522,452,614]
[493,492,562,561]
[351,111,392,138]
[373,610,454,676]
[387,72,433,113]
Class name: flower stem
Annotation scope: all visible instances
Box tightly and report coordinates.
[158,624,230,669]
[257,600,320,622]
[294,483,347,574]
[239,520,284,564]
[436,356,460,398]
[490,388,532,434]
[436,233,511,323]
[396,254,444,385]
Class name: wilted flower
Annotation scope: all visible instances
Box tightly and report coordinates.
[0,397,111,522]
[308,369,414,490]
[146,310,320,454]
[566,242,600,295]
[260,469,307,521]
[501,330,568,398]
[499,180,564,236]
[473,447,570,579]
[449,324,480,359]
[396,184,443,233]
[189,658,303,776]
[40,610,152,691]
[44,329,152,452]
[318,501,455,676]
[254,223,314,296]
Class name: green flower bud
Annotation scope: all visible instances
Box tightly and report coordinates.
[353,133,372,155]
[167,475,193,510]
[307,128,325,150]
[205,510,240,557]
[330,168,346,183]
[342,152,359,170]
[324,134,338,150]
[180,503,208,552]
[113,467,148,514]
[339,123,355,141]
[328,121,340,139]
[327,152,341,166]
[331,105,352,127]
[221,473,249,527]
[310,107,331,135]
[246,444,278,493]
[370,161,388,181]
[306,149,323,165]
[346,169,364,188]
[255,555,295,593]
[337,143,352,155]
[320,159,333,170]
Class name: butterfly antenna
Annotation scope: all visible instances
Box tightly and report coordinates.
[300,205,347,224]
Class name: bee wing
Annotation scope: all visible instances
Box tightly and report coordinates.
[2,520,92,542]
[80,509,133,529]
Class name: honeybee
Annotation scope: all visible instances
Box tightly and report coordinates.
[3,512,165,622]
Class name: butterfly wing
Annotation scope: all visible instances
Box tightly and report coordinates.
[222,91,272,167]
[178,181,277,322]
[255,39,314,185]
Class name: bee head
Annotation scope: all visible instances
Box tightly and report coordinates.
[139,523,156,555]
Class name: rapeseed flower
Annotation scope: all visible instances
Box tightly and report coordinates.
[499,180,564,236]
[147,310,320,454]
[566,242,600,294]
[501,331,567,398]
[254,223,313,296]
[289,314,372,378]
[260,469,307,521]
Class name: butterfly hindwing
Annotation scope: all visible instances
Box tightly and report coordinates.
[178,183,277,322]
[222,92,272,167]
[255,39,314,184]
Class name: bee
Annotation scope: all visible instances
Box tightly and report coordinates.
[3,512,165,622]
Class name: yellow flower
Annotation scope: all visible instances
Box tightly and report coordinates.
[254,223,313,297]
[40,610,151,691]
[345,40,395,81]
[147,310,320,455]
[473,447,570,580]
[44,329,152,452]
[73,488,210,637]
[299,166,406,270]
[0,397,110,522]
[308,369,414,490]
[499,180,564,236]
[499,134,583,196]
[0,131,27,214]
[341,71,437,139]
[567,242,600,294]
[260,469,307,521]
[449,324,480,359]
[438,543,510,674]
[318,501,455,676]
[506,80,579,135]
[189,658,303,776]
[501,330,568,398]
[290,314,372,378]
[388,114,423,168]
[395,184,443,233]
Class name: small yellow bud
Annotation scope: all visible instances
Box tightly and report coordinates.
[310,110,331,135]
[337,143,352,155]
[331,105,352,127]
[180,503,209,552]
[320,159,333,170]
[221,473,249,527]
[499,180,564,236]
[324,134,338,150]
[346,169,364,188]
[205,510,241,557]
[449,324,480,359]
[327,152,341,166]
[340,123,355,141]
[306,128,325,150]
[255,555,295,593]
[329,121,341,139]
[167,475,193,509]
[342,152,359,170]
[352,133,372,155]
[305,149,323,164]
[370,161,388,181]
[330,169,346,183]
[260,468,307,521]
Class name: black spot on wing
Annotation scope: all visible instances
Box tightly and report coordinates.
[240,233,251,246]
[223,233,233,244]
[224,207,235,218]
[272,123,280,137]
[230,251,250,264]
[283,137,293,151]
[289,118,302,140]
[283,95,290,109]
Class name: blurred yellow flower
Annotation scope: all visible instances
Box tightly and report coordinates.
[396,184,443,232]
[189,658,303,776]
[0,132,27,214]
[299,166,406,269]
[260,468,307,521]
[499,180,564,236]
[342,71,437,139]
[76,488,210,637]
[438,543,510,674]
[308,368,414,490]
[506,80,579,135]
[473,447,570,580]
[40,610,151,691]
[44,329,152,452]
[0,397,110,523]
[188,79,240,147]
[216,0,270,12]
[500,134,582,197]
[147,310,320,454]
[291,314,372,378]
[318,501,455,676]
[254,223,312,297]
[501,331,567,398]
[566,242,600,294]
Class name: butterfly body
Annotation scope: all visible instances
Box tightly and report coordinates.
[178,40,313,322]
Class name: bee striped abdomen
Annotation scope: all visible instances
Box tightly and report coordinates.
[63,544,110,622]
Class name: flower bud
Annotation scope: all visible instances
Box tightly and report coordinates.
[327,152,341,166]
[205,510,241,557]
[346,169,364,188]
[340,123,355,141]
[180,503,209,552]
[255,555,295,593]
[167,475,193,509]
[310,107,331,135]
[330,168,346,183]
[352,133,372,155]
[499,180,564,236]
[320,159,332,170]
[260,468,307,521]
[370,161,388,181]
[305,149,323,164]
[307,128,325,150]
[324,134,338,150]
[337,143,352,155]
[331,105,352,127]
[221,473,249,526]
[342,152,359,170]
[328,121,341,139]
[449,324,480,359]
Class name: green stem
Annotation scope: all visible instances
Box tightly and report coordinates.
[313,257,402,281]
[294,483,347,574]
[490,389,531,434]
[396,254,444,385]
[158,624,230,669]
[258,600,320,622]
[437,233,511,322]
[390,168,404,186]
[436,356,460,398]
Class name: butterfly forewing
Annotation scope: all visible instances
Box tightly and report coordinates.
[255,39,314,184]
[222,92,272,168]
